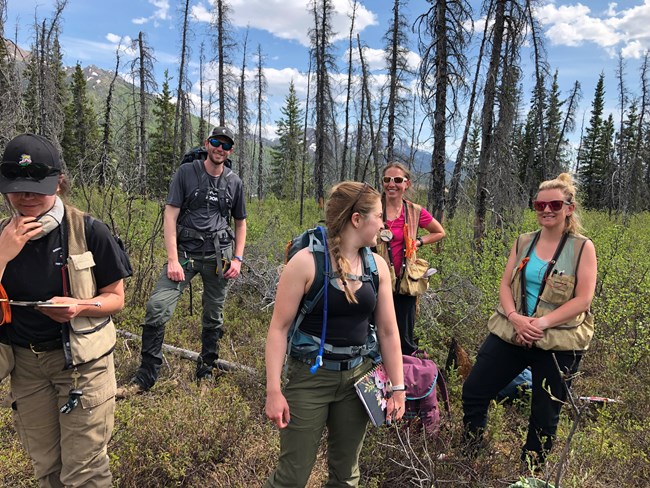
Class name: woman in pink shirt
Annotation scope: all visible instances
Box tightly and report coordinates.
[375,162,446,354]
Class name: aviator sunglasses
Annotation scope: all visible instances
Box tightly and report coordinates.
[532,200,572,212]
[0,161,60,181]
[382,176,408,184]
[208,138,234,151]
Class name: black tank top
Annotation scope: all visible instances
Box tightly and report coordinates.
[299,280,376,349]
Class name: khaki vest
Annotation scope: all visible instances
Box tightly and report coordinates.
[376,199,429,295]
[64,206,117,367]
[487,231,594,351]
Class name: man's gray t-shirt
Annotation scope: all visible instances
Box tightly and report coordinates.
[167,160,246,254]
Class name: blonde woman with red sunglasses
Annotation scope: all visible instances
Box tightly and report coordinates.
[374,162,445,355]
[462,173,597,469]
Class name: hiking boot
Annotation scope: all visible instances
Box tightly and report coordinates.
[115,381,145,400]
[196,366,226,384]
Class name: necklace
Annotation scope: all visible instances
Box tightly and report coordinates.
[381,204,402,242]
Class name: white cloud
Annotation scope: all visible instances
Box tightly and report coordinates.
[536,3,621,47]
[191,0,377,47]
[105,33,123,44]
[131,0,170,25]
[536,1,650,58]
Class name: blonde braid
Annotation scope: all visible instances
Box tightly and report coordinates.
[328,234,358,304]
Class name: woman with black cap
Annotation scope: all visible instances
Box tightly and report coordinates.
[0,133,131,487]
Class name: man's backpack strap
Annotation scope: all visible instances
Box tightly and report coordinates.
[216,166,233,219]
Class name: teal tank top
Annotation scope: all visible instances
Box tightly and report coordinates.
[524,250,549,316]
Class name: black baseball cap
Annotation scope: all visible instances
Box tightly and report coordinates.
[209,126,235,145]
[0,133,62,195]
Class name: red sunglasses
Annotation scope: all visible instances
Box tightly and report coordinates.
[532,200,571,212]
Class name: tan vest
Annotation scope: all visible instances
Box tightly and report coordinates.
[64,206,117,366]
[487,231,594,351]
[376,199,421,271]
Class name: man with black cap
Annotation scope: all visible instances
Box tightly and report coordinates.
[118,126,247,397]
[0,133,130,486]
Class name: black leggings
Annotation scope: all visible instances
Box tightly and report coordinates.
[462,334,582,458]
[393,293,417,355]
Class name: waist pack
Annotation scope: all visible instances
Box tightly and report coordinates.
[396,257,430,296]
[403,352,450,436]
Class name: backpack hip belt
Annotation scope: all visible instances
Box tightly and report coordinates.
[293,355,364,372]
[289,327,379,360]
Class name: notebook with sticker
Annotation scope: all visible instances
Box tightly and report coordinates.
[354,363,391,427]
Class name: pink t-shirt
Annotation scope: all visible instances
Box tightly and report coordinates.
[385,206,433,275]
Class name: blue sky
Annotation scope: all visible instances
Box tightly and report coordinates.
[6,0,650,146]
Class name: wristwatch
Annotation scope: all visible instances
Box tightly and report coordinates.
[391,384,406,392]
[233,255,243,262]
[416,237,424,247]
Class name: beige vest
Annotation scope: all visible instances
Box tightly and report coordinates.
[64,206,117,366]
[487,231,594,351]
[376,199,430,295]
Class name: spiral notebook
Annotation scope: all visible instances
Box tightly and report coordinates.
[354,363,391,427]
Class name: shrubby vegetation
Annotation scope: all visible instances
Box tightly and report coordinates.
[1,194,648,487]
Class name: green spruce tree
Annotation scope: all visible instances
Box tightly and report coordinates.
[149,70,176,196]
[577,73,606,209]
[61,63,100,176]
[270,81,304,199]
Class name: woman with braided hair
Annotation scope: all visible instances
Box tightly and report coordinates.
[264,181,405,487]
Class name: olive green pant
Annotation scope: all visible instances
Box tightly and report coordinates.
[11,347,115,488]
[265,357,373,488]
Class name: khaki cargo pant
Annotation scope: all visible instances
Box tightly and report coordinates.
[11,346,116,488]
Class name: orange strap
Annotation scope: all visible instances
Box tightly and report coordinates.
[517,257,530,271]
[404,223,417,259]
[0,284,11,325]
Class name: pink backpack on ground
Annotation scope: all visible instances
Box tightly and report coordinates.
[403,351,451,436]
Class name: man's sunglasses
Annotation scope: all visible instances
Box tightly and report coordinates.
[0,162,60,181]
[532,200,571,212]
[382,176,408,184]
[208,138,233,151]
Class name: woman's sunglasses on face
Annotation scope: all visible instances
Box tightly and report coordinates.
[208,138,233,151]
[532,200,571,212]
[382,176,408,184]
[0,162,60,181]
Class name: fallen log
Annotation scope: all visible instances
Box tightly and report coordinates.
[117,329,257,375]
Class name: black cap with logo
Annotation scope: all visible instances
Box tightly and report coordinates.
[210,126,235,145]
[0,133,62,195]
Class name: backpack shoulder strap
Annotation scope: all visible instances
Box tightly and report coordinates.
[217,166,233,218]
[297,228,327,320]
[286,228,327,337]
[360,247,379,294]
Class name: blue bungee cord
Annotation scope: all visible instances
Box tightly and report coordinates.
[310,225,329,374]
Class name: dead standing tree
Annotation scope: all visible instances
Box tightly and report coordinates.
[0,0,26,143]
[416,0,472,221]
[211,0,237,125]
[131,32,157,196]
[340,0,358,181]
[474,0,507,243]
[384,0,414,165]
[448,1,491,219]
[310,0,338,206]
[236,30,250,187]
[255,43,266,200]
[173,0,194,161]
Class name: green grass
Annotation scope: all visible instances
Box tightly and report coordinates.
[1,195,649,487]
